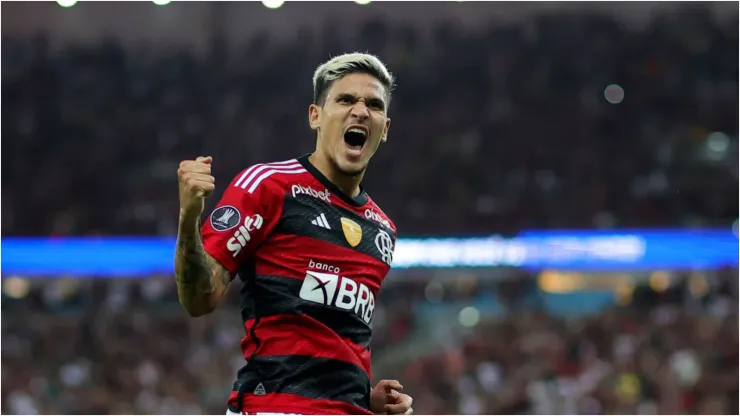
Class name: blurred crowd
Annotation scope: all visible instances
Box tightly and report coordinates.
[400,273,738,415]
[0,273,416,415]
[1,269,737,415]
[2,7,737,237]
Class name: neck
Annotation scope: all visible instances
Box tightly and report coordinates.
[308,152,364,198]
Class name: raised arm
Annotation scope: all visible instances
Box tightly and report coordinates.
[175,159,281,317]
[175,156,230,317]
[175,209,231,317]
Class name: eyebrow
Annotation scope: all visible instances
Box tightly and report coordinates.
[336,93,386,110]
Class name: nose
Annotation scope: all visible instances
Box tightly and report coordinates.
[350,100,370,120]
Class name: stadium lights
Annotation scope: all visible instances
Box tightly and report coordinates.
[458,306,480,327]
[604,83,625,104]
[2,277,31,299]
[262,0,285,9]
[56,0,77,7]
[153,0,172,5]
[355,0,372,4]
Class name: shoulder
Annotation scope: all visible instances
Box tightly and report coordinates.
[362,195,397,236]
[229,158,310,197]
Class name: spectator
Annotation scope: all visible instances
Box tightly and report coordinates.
[2,8,737,237]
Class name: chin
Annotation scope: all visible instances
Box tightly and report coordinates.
[334,158,367,177]
[341,167,366,177]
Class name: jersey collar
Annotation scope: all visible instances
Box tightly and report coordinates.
[297,154,369,207]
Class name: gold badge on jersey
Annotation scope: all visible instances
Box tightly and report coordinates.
[341,217,363,247]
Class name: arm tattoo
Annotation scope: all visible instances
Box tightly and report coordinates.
[175,217,231,315]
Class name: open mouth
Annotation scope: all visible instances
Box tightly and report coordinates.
[343,127,368,154]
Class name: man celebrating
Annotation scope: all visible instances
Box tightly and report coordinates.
[175,53,413,415]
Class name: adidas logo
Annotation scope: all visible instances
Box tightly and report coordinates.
[253,382,266,396]
[311,213,331,230]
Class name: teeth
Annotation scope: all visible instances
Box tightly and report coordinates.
[348,128,367,137]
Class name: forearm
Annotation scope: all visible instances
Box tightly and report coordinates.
[175,211,229,316]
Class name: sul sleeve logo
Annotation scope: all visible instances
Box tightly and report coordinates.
[210,205,241,232]
[226,214,264,257]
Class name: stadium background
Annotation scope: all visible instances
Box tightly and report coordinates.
[1,1,738,414]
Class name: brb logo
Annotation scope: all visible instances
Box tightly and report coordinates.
[299,270,375,324]
[226,214,264,257]
[291,184,331,203]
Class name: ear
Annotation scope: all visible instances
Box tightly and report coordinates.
[308,104,321,131]
[381,118,391,142]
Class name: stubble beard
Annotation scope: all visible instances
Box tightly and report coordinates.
[331,156,367,178]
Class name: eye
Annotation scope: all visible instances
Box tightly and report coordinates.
[338,95,355,104]
[368,101,384,110]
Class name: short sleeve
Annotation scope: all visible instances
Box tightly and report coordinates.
[201,168,282,275]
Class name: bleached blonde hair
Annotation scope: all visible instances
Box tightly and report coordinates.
[312,52,395,106]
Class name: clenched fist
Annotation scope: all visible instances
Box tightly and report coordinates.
[178,156,216,218]
[370,380,413,415]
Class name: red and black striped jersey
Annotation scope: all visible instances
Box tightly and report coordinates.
[202,154,397,415]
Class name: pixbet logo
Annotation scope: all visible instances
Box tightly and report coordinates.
[226,214,264,257]
[291,184,331,203]
[364,209,391,228]
[299,271,375,324]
